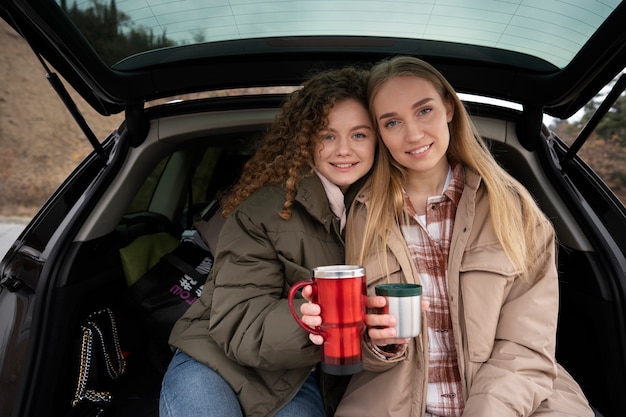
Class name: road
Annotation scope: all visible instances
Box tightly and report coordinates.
[0,220,28,259]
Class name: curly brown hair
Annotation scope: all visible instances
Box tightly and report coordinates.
[221,66,370,219]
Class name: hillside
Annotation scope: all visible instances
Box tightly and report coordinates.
[0,20,123,217]
[1,20,623,220]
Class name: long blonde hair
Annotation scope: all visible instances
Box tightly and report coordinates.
[349,56,550,279]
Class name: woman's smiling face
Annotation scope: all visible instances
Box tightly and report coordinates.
[313,98,376,192]
[373,76,453,176]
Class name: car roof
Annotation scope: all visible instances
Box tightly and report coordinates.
[1,0,624,118]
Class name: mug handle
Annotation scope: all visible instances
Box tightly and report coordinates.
[288,280,324,336]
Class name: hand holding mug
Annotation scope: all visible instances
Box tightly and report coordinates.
[365,295,412,347]
[300,292,425,347]
[288,265,367,375]
[374,283,423,341]
[299,286,325,345]
[300,294,401,345]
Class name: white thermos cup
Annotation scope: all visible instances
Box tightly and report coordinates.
[375,283,422,338]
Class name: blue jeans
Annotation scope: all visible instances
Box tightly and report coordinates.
[159,350,325,417]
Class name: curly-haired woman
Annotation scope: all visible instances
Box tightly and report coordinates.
[160,66,377,417]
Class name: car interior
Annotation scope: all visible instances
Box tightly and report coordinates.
[29,95,612,417]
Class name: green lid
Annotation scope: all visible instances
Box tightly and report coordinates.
[375,283,422,296]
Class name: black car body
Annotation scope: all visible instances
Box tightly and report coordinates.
[0,1,625,416]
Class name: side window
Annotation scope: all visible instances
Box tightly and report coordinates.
[549,71,626,206]
[183,147,251,226]
[124,143,252,228]
[183,147,222,223]
[126,156,169,213]
[190,147,221,207]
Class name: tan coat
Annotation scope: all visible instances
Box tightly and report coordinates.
[337,168,593,417]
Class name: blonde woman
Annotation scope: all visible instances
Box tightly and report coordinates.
[301,56,592,416]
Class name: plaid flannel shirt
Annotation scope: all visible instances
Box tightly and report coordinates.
[400,163,465,417]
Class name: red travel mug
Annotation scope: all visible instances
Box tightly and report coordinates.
[288,265,367,375]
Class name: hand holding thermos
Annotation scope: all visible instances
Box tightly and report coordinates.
[288,265,427,375]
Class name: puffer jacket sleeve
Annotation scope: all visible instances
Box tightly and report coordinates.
[207,204,320,371]
[461,218,559,416]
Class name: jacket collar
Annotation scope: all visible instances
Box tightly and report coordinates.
[315,170,346,232]
[463,165,481,192]
[295,174,337,234]
[354,165,482,205]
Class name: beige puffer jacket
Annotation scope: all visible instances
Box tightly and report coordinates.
[336,167,593,417]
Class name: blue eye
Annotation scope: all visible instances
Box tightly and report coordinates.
[384,120,398,128]
[419,107,433,115]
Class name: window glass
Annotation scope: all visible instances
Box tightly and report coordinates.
[126,156,169,213]
[187,147,251,209]
[58,0,619,68]
[549,70,626,206]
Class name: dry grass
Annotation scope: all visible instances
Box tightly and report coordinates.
[0,20,123,217]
